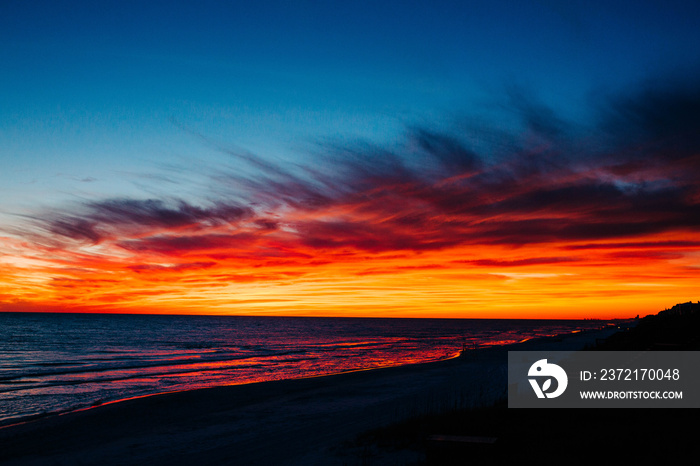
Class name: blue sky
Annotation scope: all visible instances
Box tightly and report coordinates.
[3,1,698,209]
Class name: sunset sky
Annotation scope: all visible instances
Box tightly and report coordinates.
[1,1,699,318]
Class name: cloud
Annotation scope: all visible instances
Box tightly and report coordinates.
[117,233,255,256]
[594,71,700,192]
[127,261,217,273]
[12,72,700,262]
[88,199,250,229]
[565,240,700,250]
[34,199,252,245]
[48,217,102,244]
[453,257,578,267]
[409,128,482,174]
[600,76,700,162]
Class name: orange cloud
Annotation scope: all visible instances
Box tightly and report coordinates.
[3,80,699,318]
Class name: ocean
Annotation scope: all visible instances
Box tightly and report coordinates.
[0,313,610,425]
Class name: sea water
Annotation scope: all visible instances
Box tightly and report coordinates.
[0,313,610,425]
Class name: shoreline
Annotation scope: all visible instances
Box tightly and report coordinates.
[0,321,624,429]
[0,354,464,431]
[0,314,612,429]
[0,323,627,465]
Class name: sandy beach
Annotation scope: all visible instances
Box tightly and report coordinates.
[0,325,624,466]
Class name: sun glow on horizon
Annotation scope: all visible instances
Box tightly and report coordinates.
[2,226,697,319]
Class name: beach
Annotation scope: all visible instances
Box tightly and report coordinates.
[0,324,625,465]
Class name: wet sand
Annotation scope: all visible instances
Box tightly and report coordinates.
[0,325,624,465]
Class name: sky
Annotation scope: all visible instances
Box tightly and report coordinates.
[1,0,699,318]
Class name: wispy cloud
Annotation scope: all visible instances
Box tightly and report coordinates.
[14,72,699,257]
[3,73,699,315]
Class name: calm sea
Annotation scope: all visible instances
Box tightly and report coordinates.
[0,313,609,425]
